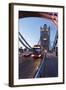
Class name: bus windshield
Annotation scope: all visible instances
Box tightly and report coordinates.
[34,48,41,52]
[33,47,41,54]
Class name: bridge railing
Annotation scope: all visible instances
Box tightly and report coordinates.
[34,53,46,78]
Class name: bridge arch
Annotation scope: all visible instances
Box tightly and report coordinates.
[19,11,58,27]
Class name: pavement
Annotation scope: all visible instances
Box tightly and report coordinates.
[38,53,58,77]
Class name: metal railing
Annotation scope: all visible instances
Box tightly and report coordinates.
[35,53,46,78]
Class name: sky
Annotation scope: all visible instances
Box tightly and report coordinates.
[18,17,57,49]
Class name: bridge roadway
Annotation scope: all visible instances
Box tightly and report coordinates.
[19,55,42,79]
[19,52,58,79]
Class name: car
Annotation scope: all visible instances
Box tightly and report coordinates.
[22,51,32,57]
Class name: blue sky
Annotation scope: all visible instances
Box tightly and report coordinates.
[18,17,57,49]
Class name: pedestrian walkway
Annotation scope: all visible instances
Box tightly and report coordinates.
[41,53,58,77]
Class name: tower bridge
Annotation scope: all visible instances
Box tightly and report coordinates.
[19,12,58,79]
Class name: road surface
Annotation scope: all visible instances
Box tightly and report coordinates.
[19,56,42,79]
[19,52,58,79]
